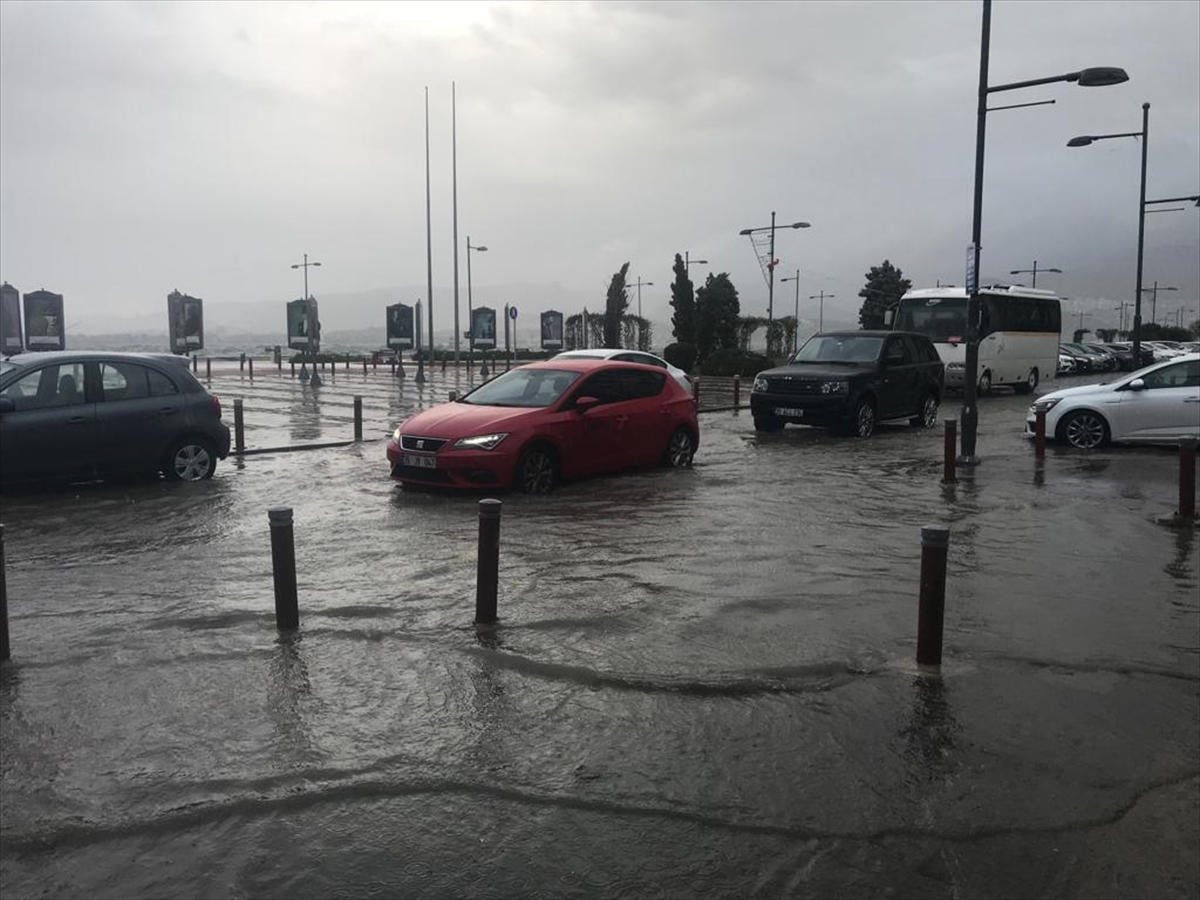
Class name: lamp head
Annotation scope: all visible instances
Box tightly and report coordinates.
[791,222,811,229]
[738,228,753,236]
[1075,67,1129,87]
[1067,136,1094,147]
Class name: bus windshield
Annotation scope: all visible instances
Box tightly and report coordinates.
[895,297,968,342]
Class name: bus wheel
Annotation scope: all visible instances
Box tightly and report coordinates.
[978,370,992,395]
[1013,368,1038,395]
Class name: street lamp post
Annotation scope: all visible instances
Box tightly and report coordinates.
[781,270,801,355]
[630,277,653,320]
[1009,260,1062,288]
[1139,281,1177,324]
[291,253,322,387]
[1175,307,1195,329]
[808,291,834,332]
[739,213,810,323]
[466,237,488,374]
[684,252,709,272]
[959,0,1127,466]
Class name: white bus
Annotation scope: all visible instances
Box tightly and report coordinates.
[892,285,1062,394]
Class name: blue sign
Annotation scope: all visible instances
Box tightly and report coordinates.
[509,306,518,320]
[965,243,978,296]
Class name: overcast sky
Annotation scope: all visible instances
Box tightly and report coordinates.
[1,0,1198,337]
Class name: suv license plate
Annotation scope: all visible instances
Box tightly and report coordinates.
[402,454,436,468]
[775,407,804,418]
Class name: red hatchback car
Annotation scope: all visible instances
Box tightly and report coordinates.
[387,359,699,492]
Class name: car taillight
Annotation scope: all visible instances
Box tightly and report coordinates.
[211,394,222,418]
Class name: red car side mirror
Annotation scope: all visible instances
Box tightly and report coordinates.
[574,395,600,413]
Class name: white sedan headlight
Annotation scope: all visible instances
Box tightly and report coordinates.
[1032,398,1061,413]
[452,433,509,451]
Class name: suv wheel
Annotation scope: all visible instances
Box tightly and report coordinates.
[910,393,939,428]
[849,399,875,438]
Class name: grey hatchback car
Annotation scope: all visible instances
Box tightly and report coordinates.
[0,351,231,487]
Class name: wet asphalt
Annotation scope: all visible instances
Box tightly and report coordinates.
[1,368,1197,899]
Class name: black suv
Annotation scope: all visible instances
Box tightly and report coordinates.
[750,331,944,438]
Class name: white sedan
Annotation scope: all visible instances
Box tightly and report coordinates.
[550,349,691,390]
[1025,353,1200,449]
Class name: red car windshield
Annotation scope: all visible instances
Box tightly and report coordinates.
[460,368,582,408]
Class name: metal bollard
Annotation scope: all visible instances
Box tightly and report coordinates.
[345,355,350,371]
[191,355,198,373]
[354,396,363,442]
[916,524,950,666]
[1180,437,1198,520]
[693,377,701,407]
[239,353,246,372]
[362,358,368,375]
[206,358,212,381]
[248,357,254,379]
[733,374,741,409]
[269,508,299,631]
[234,398,245,453]
[474,499,502,625]
[290,361,296,378]
[390,362,395,376]
[1,524,9,663]
[942,419,957,484]
[1035,408,1046,458]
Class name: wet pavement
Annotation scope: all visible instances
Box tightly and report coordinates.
[1,371,1197,898]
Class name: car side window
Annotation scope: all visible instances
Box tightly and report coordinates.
[633,353,667,369]
[884,338,911,365]
[1,364,87,410]
[612,353,638,363]
[99,362,150,402]
[574,370,625,405]
[1142,361,1199,389]
[147,368,179,396]
[621,369,666,399]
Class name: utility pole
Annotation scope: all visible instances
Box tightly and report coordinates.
[808,291,834,332]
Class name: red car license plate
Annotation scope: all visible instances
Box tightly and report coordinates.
[402,454,436,468]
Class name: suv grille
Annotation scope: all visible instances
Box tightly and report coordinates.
[764,377,821,395]
[400,435,448,452]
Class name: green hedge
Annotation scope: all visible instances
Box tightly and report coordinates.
[663,342,697,373]
[699,347,773,377]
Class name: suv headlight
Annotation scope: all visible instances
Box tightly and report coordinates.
[820,381,847,394]
[1032,398,1061,413]
[452,433,509,451]
[752,376,769,393]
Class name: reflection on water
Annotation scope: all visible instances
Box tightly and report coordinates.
[266,634,316,769]
[1166,525,1196,582]
[899,675,960,784]
[290,386,323,443]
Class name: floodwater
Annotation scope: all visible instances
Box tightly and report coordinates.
[2,369,1197,899]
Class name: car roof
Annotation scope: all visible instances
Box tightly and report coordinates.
[815,330,924,339]
[518,358,667,374]
[554,349,664,359]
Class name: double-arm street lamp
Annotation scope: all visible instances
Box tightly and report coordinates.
[684,252,708,272]
[630,276,653,319]
[808,291,834,332]
[959,0,1127,466]
[291,253,323,386]
[466,237,488,373]
[1068,102,1200,363]
[1009,261,1062,288]
[738,213,810,323]
[1140,282,1177,324]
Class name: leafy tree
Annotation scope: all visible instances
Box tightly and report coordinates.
[1189,319,1200,339]
[1140,322,1192,342]
[604,262,630,348]
[695,272,740,361]
[669,253,696,344]
[857,260,912,329]
[1095,328,1119,343]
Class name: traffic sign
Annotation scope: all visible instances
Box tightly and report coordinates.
[509,306,518,320]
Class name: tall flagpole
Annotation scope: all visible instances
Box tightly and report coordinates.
[423,85,434,381]
[452,81,461,367]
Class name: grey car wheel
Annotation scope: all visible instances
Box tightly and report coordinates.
[516,445,556,494]
[1062,410,1109,450]
[166,438,217,481]
[664,427,695,468]
[910,394,939,428]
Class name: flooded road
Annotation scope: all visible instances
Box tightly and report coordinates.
[2,370,1198,898]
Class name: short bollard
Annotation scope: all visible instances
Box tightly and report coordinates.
[239,353,246,372]
[693,378,701,407]
[353,396,363,442]
[291,361,296,378]
[191,355,198,373]
[1,523,10,663]
[1180,437,1198,521]
[248,357,254,379]
[362,358,368,375]
[474,499,502,625]
[733,374,741,409]
[916,524,950,667]
[269,508,299,631]
[1035,408,1046,458]
[390,362,396,376]
[942,419,957,484]
[206,358,212,381]
[234,398,245,453]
